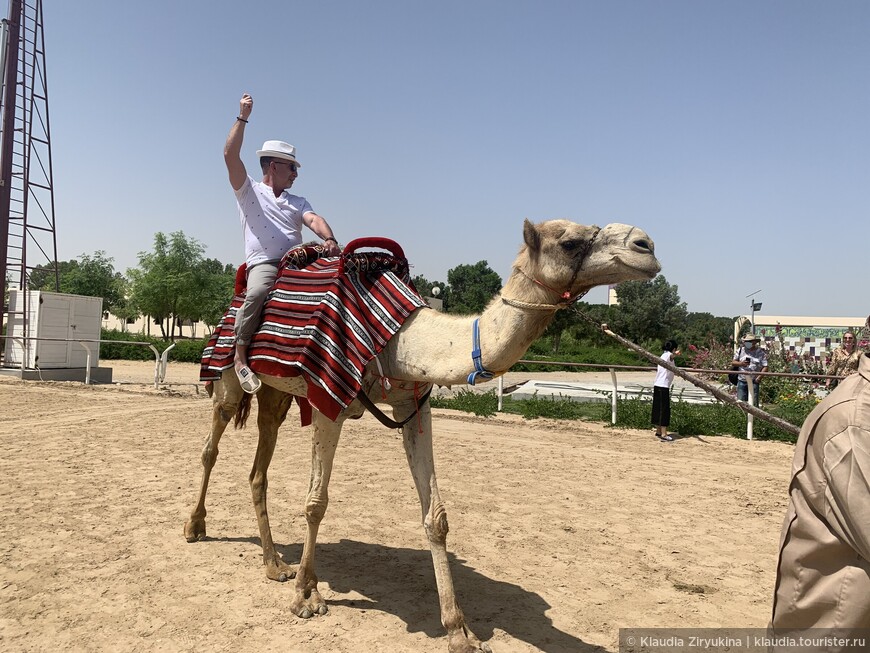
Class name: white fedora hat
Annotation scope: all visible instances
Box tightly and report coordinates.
[256,140,301,167]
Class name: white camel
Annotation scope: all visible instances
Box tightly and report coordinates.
[184,219,660,653]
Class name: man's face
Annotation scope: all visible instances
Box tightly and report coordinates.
[271,159,298,187]
[745,340,756,350]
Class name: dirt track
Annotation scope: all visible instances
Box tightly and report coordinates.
[0,361,795,652]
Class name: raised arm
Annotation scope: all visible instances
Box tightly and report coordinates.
[224,93,253,191]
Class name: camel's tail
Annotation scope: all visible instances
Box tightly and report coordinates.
[234,393,253,429]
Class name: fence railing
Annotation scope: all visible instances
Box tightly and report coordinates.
[496,359,842,440]
[0,335,175,388]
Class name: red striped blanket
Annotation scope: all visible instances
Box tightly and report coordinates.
[200,244,428,420]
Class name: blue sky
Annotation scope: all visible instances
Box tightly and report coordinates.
[43,1,868,318]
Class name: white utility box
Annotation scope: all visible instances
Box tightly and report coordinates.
[3,290,103,369]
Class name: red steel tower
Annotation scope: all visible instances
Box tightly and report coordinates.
[0,0,57,357]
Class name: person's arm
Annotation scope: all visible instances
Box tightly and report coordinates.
[823,424,870,559]
[753,352,769,383]
[302,212,340,255]
[224,93,253,191]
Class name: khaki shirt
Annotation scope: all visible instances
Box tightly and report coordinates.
[771,353,870,635]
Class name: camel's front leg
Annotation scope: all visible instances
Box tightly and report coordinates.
[250,384,295,581]
[397,399,492,653]
[184,374,243,542]
[291,409,345,618]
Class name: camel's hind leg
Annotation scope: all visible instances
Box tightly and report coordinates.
[249,384,295,581]
[396,398,492,653]
[290,408,346,619]
[184,373,244,542]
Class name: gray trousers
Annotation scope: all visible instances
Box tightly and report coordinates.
[234,261,279,346]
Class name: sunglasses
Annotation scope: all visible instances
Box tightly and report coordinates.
[273,160,297,173]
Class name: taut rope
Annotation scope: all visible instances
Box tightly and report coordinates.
[573,309,800,437]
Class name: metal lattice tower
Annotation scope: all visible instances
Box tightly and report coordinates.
[0,0,57,349]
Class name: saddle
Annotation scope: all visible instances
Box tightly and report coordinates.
[200,238,429,421]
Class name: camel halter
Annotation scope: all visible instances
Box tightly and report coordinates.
[468,228,600,384]
[500,227,600,311]
[501,267,591,311]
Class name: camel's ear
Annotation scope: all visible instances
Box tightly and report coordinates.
[523,219,541,254]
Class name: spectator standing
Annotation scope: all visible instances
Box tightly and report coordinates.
[651,339,679,441]
[732,333,768,406]
[826,330,861,389]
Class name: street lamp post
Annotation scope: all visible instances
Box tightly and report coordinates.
[751,300,763,333]
[746,289,763,334]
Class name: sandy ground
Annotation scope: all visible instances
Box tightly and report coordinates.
[0,360,795,653]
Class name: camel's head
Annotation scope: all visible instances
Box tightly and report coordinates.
[517,219,660,297]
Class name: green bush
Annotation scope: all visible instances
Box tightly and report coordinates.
[502,394,601,420]
[99,329,209,363]
[432,389,811,444]
[590,396,806,443]
[513,341,647,373]
[430,389,498,417]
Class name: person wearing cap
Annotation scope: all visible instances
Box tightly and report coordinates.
[731,333,768,405]
[770,351,870,638]
[224,93,340,393]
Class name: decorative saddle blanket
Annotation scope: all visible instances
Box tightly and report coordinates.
[200,242,429,420]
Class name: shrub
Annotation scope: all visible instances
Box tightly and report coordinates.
[593,396,806,442]
[513,340,646,373]
[430,389,498,417]
[99,329,210,363]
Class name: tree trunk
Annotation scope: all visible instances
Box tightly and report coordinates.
[552,331,562,355]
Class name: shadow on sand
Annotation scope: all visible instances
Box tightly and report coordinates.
[205,535,608,653]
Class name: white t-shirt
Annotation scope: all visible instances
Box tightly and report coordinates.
[654,351,674,388]
[235,176,314,266]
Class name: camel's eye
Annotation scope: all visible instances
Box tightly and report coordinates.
[560,239,582,252]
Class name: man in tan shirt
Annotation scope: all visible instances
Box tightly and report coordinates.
[771,352,870,638]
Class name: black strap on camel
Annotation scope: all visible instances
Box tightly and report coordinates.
[355,385,434,430]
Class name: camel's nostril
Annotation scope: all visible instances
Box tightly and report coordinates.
[634,239,653,253]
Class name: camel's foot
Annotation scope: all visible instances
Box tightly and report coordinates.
[265,560,297,583]
[184,517,206,542]
[447,627,492,653]
[290,587,328,619]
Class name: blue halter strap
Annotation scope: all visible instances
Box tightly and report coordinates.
[467,318,494,385]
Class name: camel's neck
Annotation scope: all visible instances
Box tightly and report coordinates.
[380,269,573,385]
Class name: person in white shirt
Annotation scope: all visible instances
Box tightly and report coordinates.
[652,339,679,441]
[224,93,340,394]
[731,333,769,406]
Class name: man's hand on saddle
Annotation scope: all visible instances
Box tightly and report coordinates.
[323,239,340,256]
[239,93,253,120]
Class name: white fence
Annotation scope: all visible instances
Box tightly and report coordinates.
[1,335,176,388]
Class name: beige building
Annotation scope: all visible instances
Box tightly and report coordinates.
[101,313,204,340]
[735,315,865,360]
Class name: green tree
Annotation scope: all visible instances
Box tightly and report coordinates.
[61,252,126,310]
[567,302,615,347]
[195,259,236,329]
[410,274,450,309]
[678,312,734,349]
[128,231,228,340]
[30,252,127,315]
[445,261,501,315]
[29,260,77,292]
[608,275,687,346]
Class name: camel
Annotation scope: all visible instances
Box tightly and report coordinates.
[184,219,660,653]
